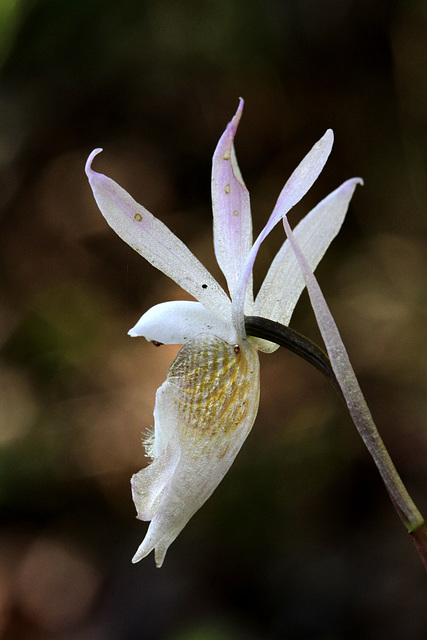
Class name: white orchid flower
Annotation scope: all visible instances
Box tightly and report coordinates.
[85,99,360,567]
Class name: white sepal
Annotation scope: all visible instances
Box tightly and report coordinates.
[85,150,232,323]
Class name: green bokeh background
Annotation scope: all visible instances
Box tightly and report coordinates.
[1,0,427,638]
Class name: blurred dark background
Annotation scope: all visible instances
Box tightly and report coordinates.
[1,0,427,638]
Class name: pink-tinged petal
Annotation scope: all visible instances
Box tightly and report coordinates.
[282,211,351,370]
[254,178,363,352]
[86,150,231,323]
[282,211,358,373]
[211,99,253,302]
[128,300,237,345]
[131,333,260,567]
[284,211,426,536]
[232,130,334,337]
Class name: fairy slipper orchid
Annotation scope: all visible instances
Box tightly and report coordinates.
[85,99,360,567]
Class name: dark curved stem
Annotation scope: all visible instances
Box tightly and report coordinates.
[245,315,345,405]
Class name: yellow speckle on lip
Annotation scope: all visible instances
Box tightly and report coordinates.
[168,334,258,438]
[224,184,230,194]
[233,210,239,217]
[134,213,142,222]
[223,150,231,160]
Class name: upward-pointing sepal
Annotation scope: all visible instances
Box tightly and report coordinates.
[85,149,232,322]
[211,99,253,303]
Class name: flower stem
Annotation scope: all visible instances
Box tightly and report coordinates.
[279,213,427,573]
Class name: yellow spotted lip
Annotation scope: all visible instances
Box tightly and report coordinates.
[168,334,257,438]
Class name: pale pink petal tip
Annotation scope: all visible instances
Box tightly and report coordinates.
[228,97,244,134]
[85,148,103,178]
[236,96,244,116]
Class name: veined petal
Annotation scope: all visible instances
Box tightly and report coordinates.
[212,99,253,302]
[282,211,369,424]
[86,150,231,323]
[131,333,260,567]
[232,129,334,337]
[254,178,363,351]
[128,300,237,345]
[284,204,425,535]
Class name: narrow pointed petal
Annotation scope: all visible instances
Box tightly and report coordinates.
[282,211,366,392]
[232,130,334,337]
[128,300,237,345]
[86,150,231,322]
[254,178,363,351]
[212,99,253,302]
[131,334,260,567]
[284,215,427,540]
[271,129,334,221]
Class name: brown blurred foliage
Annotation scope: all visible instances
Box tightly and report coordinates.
[0,0,427,638]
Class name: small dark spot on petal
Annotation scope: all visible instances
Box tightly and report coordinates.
[152,341,164,347]
[202,284,208,289]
